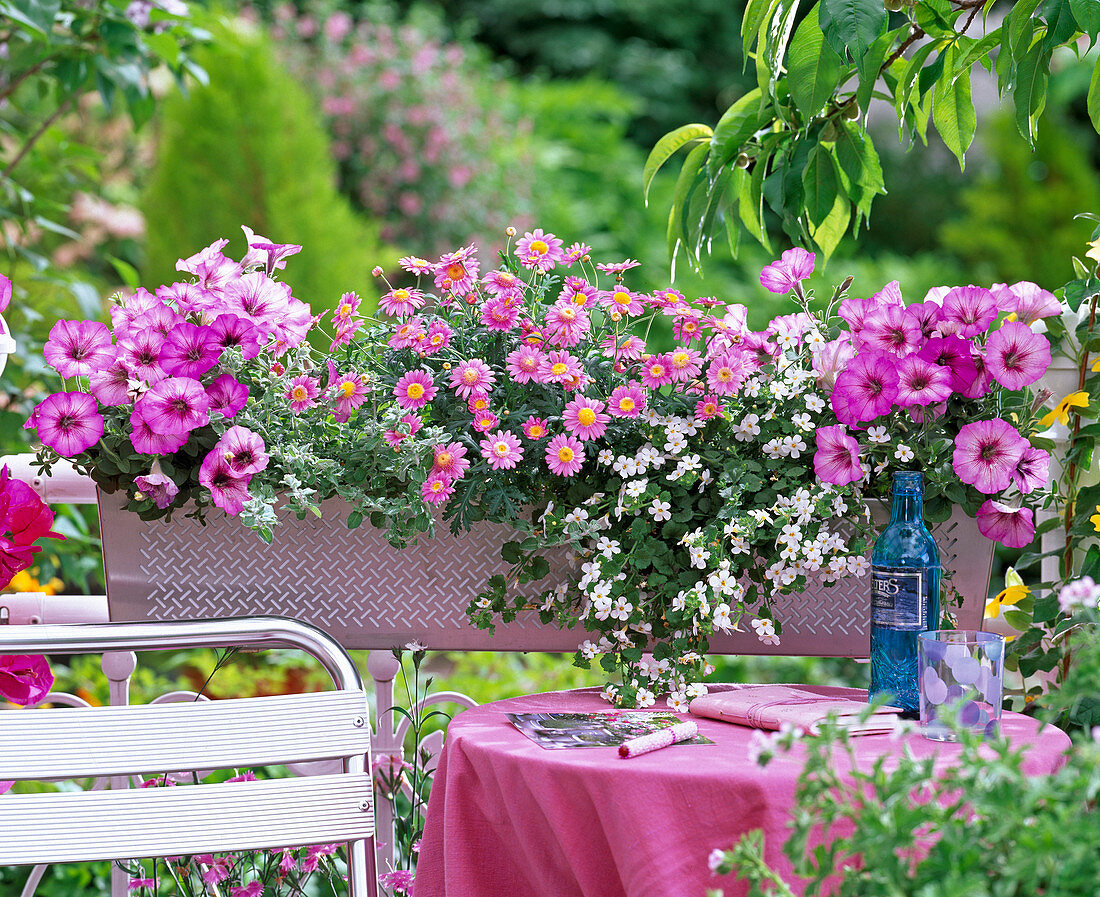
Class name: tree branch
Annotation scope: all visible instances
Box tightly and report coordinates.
[2,96,73,178]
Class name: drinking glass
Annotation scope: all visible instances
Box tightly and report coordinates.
[917,630,1005,742]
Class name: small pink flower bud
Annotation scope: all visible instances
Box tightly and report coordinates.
[372,265,384,277]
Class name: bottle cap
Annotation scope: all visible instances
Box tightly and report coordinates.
[891,471,923,494]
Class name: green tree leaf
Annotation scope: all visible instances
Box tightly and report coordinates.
[742,0,781,59]
[643,123,714,203]
[788,4,844,121]
[707,89,764,177]
[820,0,888,59]
[1090,55,1100,135]
[1042,0,1078,51]
[932,61,976,168]
[803,144,840,227]
[739,151,772,251]
[1071,0,1100,47]
[856,30,894,112]
[1014,41,1050,145]
[808,191,851,259]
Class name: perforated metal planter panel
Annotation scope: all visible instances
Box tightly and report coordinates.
[100,493,990,656]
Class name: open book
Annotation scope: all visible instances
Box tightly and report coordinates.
[688,685,903,736]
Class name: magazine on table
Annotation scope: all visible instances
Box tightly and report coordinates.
[507,711,714,750]
[688,685,903,736]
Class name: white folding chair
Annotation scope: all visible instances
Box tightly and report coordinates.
[0,615,377,897]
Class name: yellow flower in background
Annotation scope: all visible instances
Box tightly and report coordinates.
[1091,505,1100,533]
[1086,236,1100,266]
[1039,390,1089,428]
[985,568,1030,620]
[2,570,62,595]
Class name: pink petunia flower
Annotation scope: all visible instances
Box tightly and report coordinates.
[759,247,814,294]
[811,337,855,391]
[905,301,942,341]
[89,361,133,407]
[544,300,591,348]
[991,281,1061,325]
[159,322,222,379]
[394,369,437,411]
[135,463,180,510]
[209,313,263,360]
[952,418,1028,494]
[207,374,249,418]
[450,359,496,399]
[546,433,585,477]
[285,375,320,413]
[434,244,480,293]
[985,321,1051,390]
[43,319,115,378]
[857,305,923,357]
[836,296,880,337]
[894,355,954,407]
[695,395,723,420]
[378,287,427,319]
[600,286,645,317]
[0,654,53,706]
[830,353,899,426]
[128,410,188,456]
[522,416,550,439]
[118,329,167,383]
[156,280,212,317]
[813,425,864,486]
[976,500,1035,548]
[505,345,545,383]
[917,336,979,394]
[938,285,999,337]
[741,331,779,370]
[665,347,703,383]
[562,396,609,441]
[432,442,469,480]
[28,391,104,456]
[480,430,524,470]
[421,472,455,506]
[515,228,566,272]
[1013,445,1050,495]
[640,354,674,390]
[608,382,646,418]
[217,426,268,477]
[198,450,252,516]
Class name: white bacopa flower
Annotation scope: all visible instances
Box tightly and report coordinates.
[592,596,613,620]
[768,380,789,399]
[612,455,632,476]
[635,687,656,708]
[579,640,598,660]
[894,444,915,462]
[664,433,688,454]
[847,556,870,576]
[595,536,621,558]
[590,580,613,602]
[685,682,708,699]
[598,449,615,465]
[610,597,633,621]
[688,545,711,569]
[712,603,734,632]
[475,596,492,608]
[792,412,813,431]
[625,478,648,498]
[804,393,825,412]
[762,438,785,459]
[650,498,672,521]
[866,425,890,443]
[667,692,691,713]
[748,508,772,525]
[642,407,661,424]
[564,507,590,524]
[760,631,780,646]
[782,435,808,458]
[698,469,713,491]
[751,617,776,637]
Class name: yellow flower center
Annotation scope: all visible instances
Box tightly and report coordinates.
[446,263,466,281]
[406,383,425,400]
[665,292,682,304]
[718,368,732,381]
[705,403,717,414]
[619,397,635,412]
[479,417,493,428]
[292,387,308,401]
[393,288,410,301]
[529,239,549,255]
[551,362,568,376]
[613,290,631,306]
[571,292,587,305]
[436,452,452,468]
[672,351,689,368]
[529,425,544,437]
[462,369,480,384]
[558,306,577,321]
[430,480,444,493]
[649,364,665,378]
[558,447,574,463]
[337,305,352,319]
[340,382,356,397]
[471,397,488,411]
[578,408,596,427]
[493,442,510,457]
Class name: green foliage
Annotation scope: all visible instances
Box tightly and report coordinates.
[139,20,394,316]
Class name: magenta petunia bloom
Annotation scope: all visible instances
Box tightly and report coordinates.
[505,345,545,383]
[248,239,303,277]
[608,382,647,418]
[811,337,855,391]
[894,355,954,407]
[133,303,183,342]
[480,430,524,470]
[665,347,703,383]
[976,500,1035,548]
[812,425,864,486]
[544,300,591,348]
[741,331,779,370]
[905,301,942,340]
[394,369,437,410]
[223,271,294,334]
[640,354,674,390]
[129,410,188,456]
[515,228,566,272]
[952,418,1028,494]
[432,442,470,481]
[137,377,211,436]
[207,373,249,418]
[210,313,263,360]
[450,358,496,399]
[480,296,522,331]
[0,654,54,706]
[562,395,609,441]
[379,287,427,319]
[118,328,167,383]
[30,391,104,456]
[985,321,1051,391]
[759,247,815,294]
[134,467,180,510]
[546,433,585,477]
[830,353,899,426]
[421,472,455,506]
[176,238,241,295]
[1013,445,1051,495]
[917,335,979,394]
[156,281,212,316]
[0,273,10,313]
[857,305,923,357]
[43,319,115,378]
[89,361,133,407]
[991,281,1061,325]
[836,296,879,336]
[218,426,269,477]
[939,285,998,337]
[159,322,223,379]
[521,416,550,439]
[198,450,252,516]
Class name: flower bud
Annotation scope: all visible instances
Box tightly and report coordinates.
[506,226,516,236]
[371,266,383,277]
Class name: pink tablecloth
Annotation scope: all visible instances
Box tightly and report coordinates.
[414,685,1070,897]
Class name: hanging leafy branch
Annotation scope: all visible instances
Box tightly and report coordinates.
[647,0,1100,265]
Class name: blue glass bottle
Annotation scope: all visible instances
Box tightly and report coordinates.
[870,471,940,713]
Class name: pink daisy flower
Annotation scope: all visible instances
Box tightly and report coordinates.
[434,244,480,293]
[759,247,814,294]
[706,350,750,396]
[433,442,470,480]
[43,319,115,378]
[952,418,1028,494]
[538,350,583,387]
[480,430,524,470]
[286,375,320,413]
[481,269,523,297]
[472,411,500,433]
[596,259,641,275]
[653,288,688,309]
[378,287,427,319]
[608,382,646,418]
[557,277,597,308]
[383,413,423,449]
[600,334,647,364]
[600,285,645,317]
[330,318,362,351]
[562,396,609,441]
[422,320,453,355]
[394,369,437,410]
[399,256,434,275]
[522,416,550,439]
[640,354,674,390]
[332,371,369,423]
[450,359,496,399]
[666,347,703,383]
[976,500,1034,548]
[695,395,723,420]
[515,228,565,272]
[421,472,455,506]
[813,425,863,486]
[985,321,1051,390]
[505,345,544,383]
[481,296,522,331]
[543,300,591,348]
[388,317,426,350]
[331,291,361,328]
[671,309,703,344]
[562,242,592,264]
[467,394,491,415]
[546,433,585,477]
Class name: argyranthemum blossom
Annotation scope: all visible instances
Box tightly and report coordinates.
[434,244,480,293]
[28,391,104,456]
[472,411,500,433]
[432,442,470,481]
[43,319,115,378]
[394,369,437,411]
[894,355,953,407]
[759,247,814,294]
[640,354,674,390]
[378,287,426,319]
[939,285,998,337]
[812,425,863,486]
[596,259,641,275]
[546,433,585,477]
[562,396,609,441]
[217,425,269,477]
[422,320,452,355]
[1013,445,1050,495]
[544,300,591,348]
[1039,390,1088,428]
[857,305,922,357]
[159,322,222,379]
[515,228,566,272]
[481,296,522,331]
[608,382,646,418]
[985,320,1051,390]
[210,313,263,360]
[450,358,496,399]
[383,413,423,449]
[332,371,369,423]
[558,277,597,308]
[538,350,583,387]
[563,242,592,265]
[399,255,434,275]
[670,308,703,343]
[600,285,645,317]
[976,500,1035,548]
[695,395,723,420]
[388,316,426,350]
[137,377,211,436]
[207,373,249,418]
[285,375,320,414]
[505,345,544,383]
[522,416,550,439]
[830,353,899,426]
[480,430,524,470]
[952,418,1028,494]
[600,333,647,364]
[666,347,703,383]
[992,281,1061,325]
[128,410,188,456]
[198,450,251,516]
[481,269,523,297]
[421,472,455,506]
[331,291,361,328]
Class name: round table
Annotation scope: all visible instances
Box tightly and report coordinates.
[414,685,1071,897]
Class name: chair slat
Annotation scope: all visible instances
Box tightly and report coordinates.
[0,690,369,779]
[0,773,374,865]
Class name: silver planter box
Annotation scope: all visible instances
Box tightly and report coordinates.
[99,492,992,656]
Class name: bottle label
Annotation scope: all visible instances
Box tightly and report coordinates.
[871,566,928,630]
